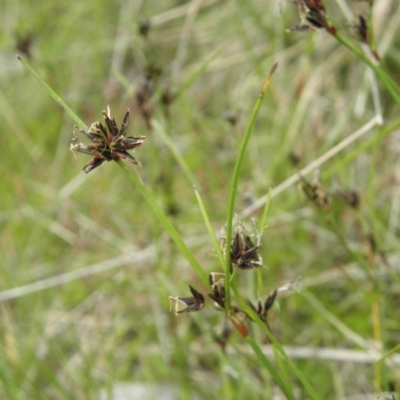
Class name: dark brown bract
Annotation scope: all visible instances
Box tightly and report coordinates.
[335,189,360,209]
[302,0,327,29]
[230,226,263,270]
[298,172,331,211]
[208,272,226,309]
[352,15,369,44]
[247,290,278,322]
[169,285,205,315]
[289,0,337,34]
[70,109,145,173]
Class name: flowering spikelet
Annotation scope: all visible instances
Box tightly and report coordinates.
[208,272,226,309]
[335,189,360,209]
[298,171,331,211]
[70,109,145,173]
[247,290,278,323]
[230,225,264,270]
[169,285,205,315]
[351,15,380,61]
[289,0,337,34]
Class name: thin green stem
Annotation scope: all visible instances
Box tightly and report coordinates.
[194,187,225,270]
[258,187,272,233]
[374,343,400,366]
[327,215,376,288]
[246,336,295,400]
[18,56,88,129]
[225,63,278,309]
[118,161,209,287]
[232,285,322,400]
[152,119,198,186]
[302,290,367,349]
[255,187,272,297]
[332,33,400,106]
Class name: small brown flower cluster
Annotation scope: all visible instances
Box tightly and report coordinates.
[208,272,280,338]
[169,285,205,315]
[298,172,331,211]
[169,270,280,338]
[287,0,381,61]
[298,172,364,212]
[351,14,380,61]
[70,109,145,173]
[168,224,296,340]
[218,224,265,272]
[335,189,360,209]
[289,0,337,34]
[229,225,264,270]
[247,289,278,323]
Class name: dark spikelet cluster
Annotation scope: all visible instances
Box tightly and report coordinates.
[168,220,301,341]
[352,15,369,44]
[169,285,205,315]
[70,109,145,173]
[207,272,249,337]
[335,189,360,209]
[298,172,331,211]
[289,0,337,34]
[229,225,264,270]
[247,290,278,323]
[302,0,329,29]
[351,14,380,60]
[208,272,226,309]
[219,224,265,272]
[206,272,280,338]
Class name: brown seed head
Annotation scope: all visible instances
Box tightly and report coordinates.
[169,285,205,315]
[230,225,264,270]
[70,109,145,173]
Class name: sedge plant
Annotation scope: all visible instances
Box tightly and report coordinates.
[13,0,400,397]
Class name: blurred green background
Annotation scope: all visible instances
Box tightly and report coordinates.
[0,0,400,398]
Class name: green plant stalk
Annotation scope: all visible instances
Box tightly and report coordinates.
[194,187,225,269]
[112,67,131,91]
[231,285,322,400]
[221,373,235,399]
[332,33,400,106]
[246,335,295,400]
[225,63,278,309]
[0,351,19,399]
[366,130,387,259]
[118,161,209,287]
[152,119,198,186]
[374,343,400,366]
[258,186,272,233]
[18,56,88,129]
[272,344,293,397]
[302,290,367,349]
[371,294,382,391]
[327,215,377,289]
[152,118,226,269]
[255,187,272,297]
[190,309,274,398]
